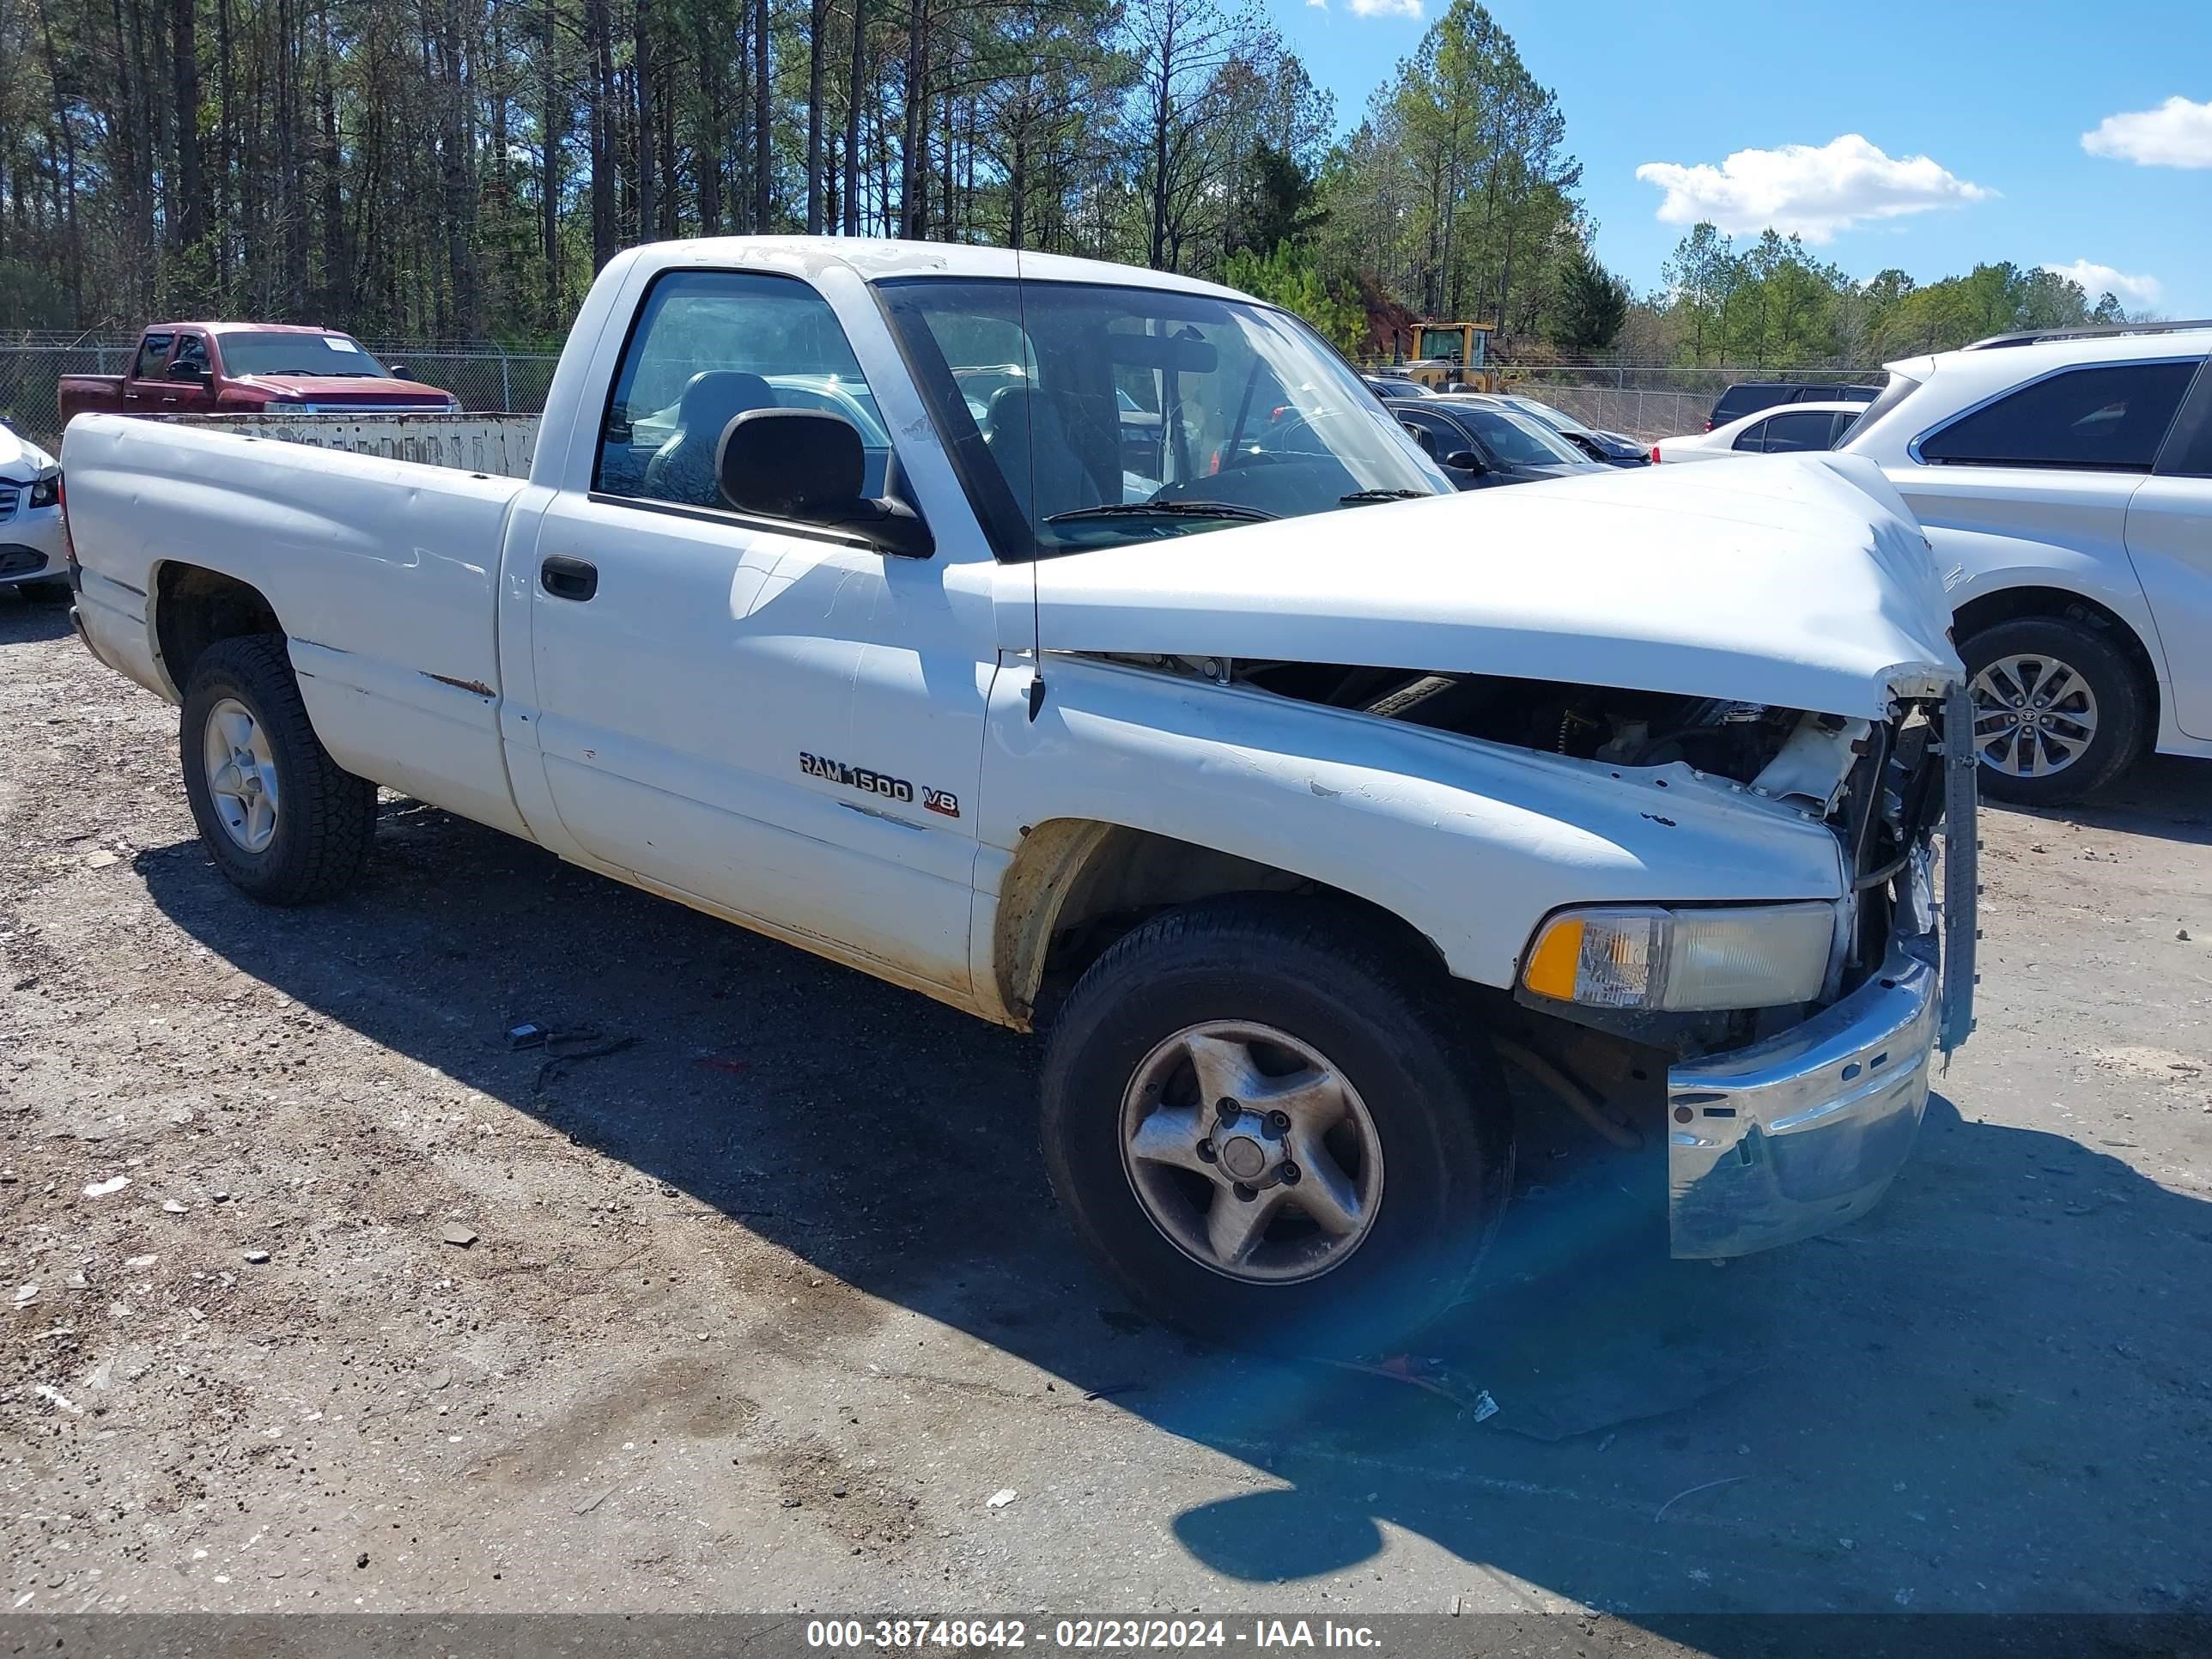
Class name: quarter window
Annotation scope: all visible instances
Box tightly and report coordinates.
[596,270,889,509]
[1918,361,2198,471]
[2154,361,2212,477]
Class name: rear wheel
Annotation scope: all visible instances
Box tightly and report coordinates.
[180,635,377,904]
[1960,616,2145,806]
[1040,895,1511,1355]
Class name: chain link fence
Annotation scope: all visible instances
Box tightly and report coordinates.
[1496,365,1883,444]
[1504,385,1713,444]
[0,338,561,453]
[4,337,1879,454]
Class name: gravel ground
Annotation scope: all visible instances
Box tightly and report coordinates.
[3,587,2209,1627]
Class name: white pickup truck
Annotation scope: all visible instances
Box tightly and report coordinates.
[62,238,1976,1351]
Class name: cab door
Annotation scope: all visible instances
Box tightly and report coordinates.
[161,332,219,412]
[120,331,174,413]
[519,263,1002,996]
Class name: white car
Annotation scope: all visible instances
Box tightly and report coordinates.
[0,422,69,599]
[1652,402,1869,465]
[1841,322,2212,803]
[62,238,1975,1347]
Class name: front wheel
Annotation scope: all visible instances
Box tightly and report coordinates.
[1960,616,2146,806]
[180,635,378,904]
[1039,896,1511,1355]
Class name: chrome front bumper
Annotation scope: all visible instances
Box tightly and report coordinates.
[1668,932,1939,1258]
[1667,689,1978,1258]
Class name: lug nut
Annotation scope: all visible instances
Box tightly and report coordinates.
[1279,1162,1301,1185]
[1215,1098,1240,1123]
[1231,1182,1258,1203]
[1195,1139,1217,1164]
[1267,1110,1291,1135]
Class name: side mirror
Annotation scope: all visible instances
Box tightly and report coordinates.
[167,360,208,382]
[1401,421,1436,456]
[1444,449,1486,473]
[384,363,407,380]
[717,408,933,559]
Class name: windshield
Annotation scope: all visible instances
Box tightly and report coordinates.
[880,278,1449,556]
[221,332,390,379]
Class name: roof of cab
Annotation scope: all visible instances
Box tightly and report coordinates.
[623,236,1252,301]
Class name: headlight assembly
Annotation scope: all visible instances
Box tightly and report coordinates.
[1521,902,1836,1012]
[28,469,59,509]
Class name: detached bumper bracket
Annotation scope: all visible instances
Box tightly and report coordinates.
[1939,681,1978,1056]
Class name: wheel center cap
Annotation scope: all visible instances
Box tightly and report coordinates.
[1218,1134,1268,1181]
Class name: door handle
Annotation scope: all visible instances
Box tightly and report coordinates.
[540,555,598,601]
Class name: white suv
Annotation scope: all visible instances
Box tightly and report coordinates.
[1843,323,2212,804]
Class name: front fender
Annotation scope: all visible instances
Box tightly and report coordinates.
[982,656,1849,994]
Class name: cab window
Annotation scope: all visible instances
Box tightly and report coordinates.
[133,333,175,380]
[1398,409,1466,462]
[596,270,889,509]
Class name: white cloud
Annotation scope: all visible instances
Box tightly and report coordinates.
[1346,0,1421,17]
[1305,0,1327,9]
[1634,134,1991,243]
[2081,96,2212,168]
[2039,259,2163,307]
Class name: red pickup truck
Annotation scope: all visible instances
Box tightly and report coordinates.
[57,323,459,426]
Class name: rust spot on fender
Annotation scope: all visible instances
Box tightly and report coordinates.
[424,672,496,699]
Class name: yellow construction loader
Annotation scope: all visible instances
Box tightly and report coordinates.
[1394,322,1508,392]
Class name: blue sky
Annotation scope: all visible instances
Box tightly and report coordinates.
[1267,0,2212,315]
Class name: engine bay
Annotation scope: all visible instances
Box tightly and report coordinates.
[1110,653,1821,786]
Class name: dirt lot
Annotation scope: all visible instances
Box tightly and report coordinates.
[4,588,2209,1626]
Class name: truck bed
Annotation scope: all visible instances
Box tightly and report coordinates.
[63,412,534,837]
[53,374,130,426]
[161,411,540,479]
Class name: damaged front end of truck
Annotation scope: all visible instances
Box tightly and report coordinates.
[1025,454,1978,1257]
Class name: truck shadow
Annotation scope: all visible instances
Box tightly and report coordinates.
[137,800,2211,1631]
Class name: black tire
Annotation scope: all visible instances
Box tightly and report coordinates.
[16,577,72,604]
[1959,615,2147,807]
[1039,894,1512,1356]
[180,634,377,904]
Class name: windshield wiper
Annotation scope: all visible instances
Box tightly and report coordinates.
[1043,501,1278,526]
[1339,488,1431,505]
